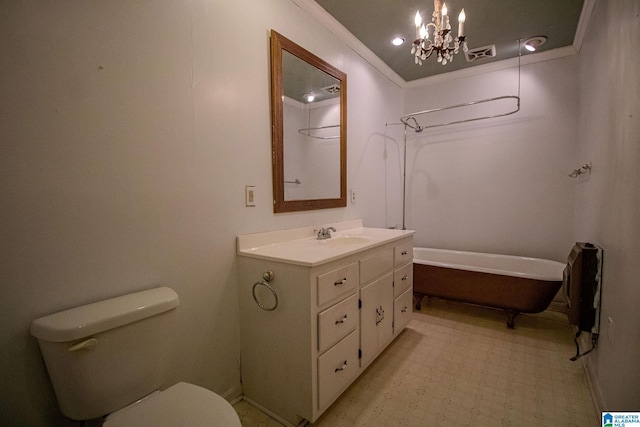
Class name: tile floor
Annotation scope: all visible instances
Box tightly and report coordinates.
[234,298,598,426]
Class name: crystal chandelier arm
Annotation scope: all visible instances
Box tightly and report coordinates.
[412,0,466,66]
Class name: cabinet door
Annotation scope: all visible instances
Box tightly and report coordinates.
[360,272,394,368]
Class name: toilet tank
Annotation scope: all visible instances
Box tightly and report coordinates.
[30,287,180,421]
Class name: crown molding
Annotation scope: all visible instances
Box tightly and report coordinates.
[405,45,578,88]
[572,0,596,52]
[290,0,406,88]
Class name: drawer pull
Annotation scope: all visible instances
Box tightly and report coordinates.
[401,306,409,313]
[335,315,348,325]
[335,361,348,372]
[401,275,408,281]
[401,250,408,255]
[334,278,347,286]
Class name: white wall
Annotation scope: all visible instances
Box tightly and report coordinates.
[403,58,579,262]
[574,0,640,411]
[0,1,403,425]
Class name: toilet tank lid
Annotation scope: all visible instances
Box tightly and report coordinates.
[30,287,179,343]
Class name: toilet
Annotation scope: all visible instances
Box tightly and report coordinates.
[30,287,241,426]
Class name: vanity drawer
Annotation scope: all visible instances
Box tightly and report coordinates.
[394,262,413,297]
[360,249,393,284]
[317,330,359,410]
[318,294,359,354]
[394,242,413,267]
[394,287,413,334]
[317,262,359,307]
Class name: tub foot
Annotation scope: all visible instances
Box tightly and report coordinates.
[505,309,519,329]
[414,293,424,310]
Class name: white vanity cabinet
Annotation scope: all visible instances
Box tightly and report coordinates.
[237,221,413,426]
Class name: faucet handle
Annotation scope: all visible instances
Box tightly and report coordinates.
[316,226,336,240]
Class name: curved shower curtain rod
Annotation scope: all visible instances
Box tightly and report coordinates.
[400,94,520,131]
[400,40,523,132]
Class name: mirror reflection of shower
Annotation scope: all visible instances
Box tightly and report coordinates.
[283,95,341,201]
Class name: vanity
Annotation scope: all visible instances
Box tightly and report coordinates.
[237,220,414,425]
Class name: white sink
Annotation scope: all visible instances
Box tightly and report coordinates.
[320,236,371,246]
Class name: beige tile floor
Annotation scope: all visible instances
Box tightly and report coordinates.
[234,298,598,426]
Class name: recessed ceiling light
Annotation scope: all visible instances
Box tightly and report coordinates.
[523,36,547,52]
[391,37,405,46]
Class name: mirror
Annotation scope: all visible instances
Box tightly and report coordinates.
[270,30,347,213]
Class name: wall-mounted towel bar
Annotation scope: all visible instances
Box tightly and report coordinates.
[285,179,301,184]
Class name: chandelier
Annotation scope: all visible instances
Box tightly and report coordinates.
[411,0,467,65]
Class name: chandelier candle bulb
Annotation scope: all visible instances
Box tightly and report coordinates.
[458,9,465,36]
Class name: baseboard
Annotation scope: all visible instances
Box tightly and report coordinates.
[240,396,308,427]
[222,382,243,404]
[575,329,606,420]
[548,300,568,313]
[580,347,606,416]
[583,358,605,414]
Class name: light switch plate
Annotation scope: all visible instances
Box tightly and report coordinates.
[245,186,256,207]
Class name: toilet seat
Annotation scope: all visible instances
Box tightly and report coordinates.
[103,382,241,427]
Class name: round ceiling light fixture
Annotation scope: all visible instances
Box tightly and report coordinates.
[391,37,405,46]
[523,36,547,52]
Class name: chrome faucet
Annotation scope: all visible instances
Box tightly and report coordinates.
[316,227,336,240]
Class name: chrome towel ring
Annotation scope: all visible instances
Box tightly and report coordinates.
[252,270,278,311]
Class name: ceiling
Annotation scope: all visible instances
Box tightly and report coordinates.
[313,0,585,82]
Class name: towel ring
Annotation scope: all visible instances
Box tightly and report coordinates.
[252,271,278,311]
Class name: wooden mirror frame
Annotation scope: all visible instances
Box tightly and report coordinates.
[270,30,347,213]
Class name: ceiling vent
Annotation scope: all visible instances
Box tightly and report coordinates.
[321,84,340,95]
[465,44,497,62]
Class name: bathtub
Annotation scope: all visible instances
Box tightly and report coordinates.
[413,247,565,328]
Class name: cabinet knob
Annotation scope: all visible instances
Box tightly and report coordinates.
[401,275,408,281]
[401,306,409,313]
[335,361,348,372]
[334,278,347,286]
[401,250,408,255]
[335,314,348,325]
